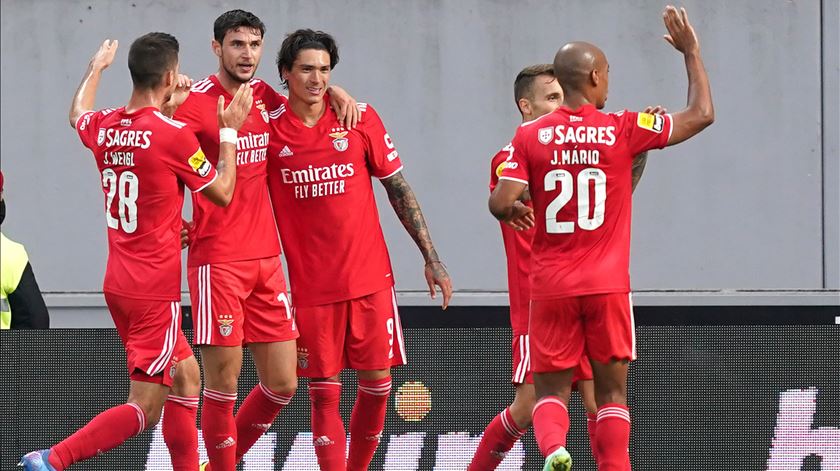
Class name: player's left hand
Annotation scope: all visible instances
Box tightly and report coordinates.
[162,74,194,117]
[642,105,668,115]
[327,86,360,129]
[424,261,453,310]
[218,82,254,130]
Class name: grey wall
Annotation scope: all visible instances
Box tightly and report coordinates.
[1,0,838,312]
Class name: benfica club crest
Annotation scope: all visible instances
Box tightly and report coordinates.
[256,102,269,123]
[538,126,553,145]
[217,314,234,337]
[329,130,349,152]
[297,347,309,369]
[97,128,106,146]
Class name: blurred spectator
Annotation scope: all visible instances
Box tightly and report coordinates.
[0,170,49,328]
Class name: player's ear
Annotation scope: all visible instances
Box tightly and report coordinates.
[517,98,531,117]
[590,68,600,88]
[212,39,222,58]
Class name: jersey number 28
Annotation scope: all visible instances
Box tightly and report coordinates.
[102,169,139,233]
[544,168,606,233]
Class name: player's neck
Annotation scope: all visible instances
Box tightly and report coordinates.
[288,96,327,128]
[125,89,165,113]
[215,71,249,96]
[562,92,593,111]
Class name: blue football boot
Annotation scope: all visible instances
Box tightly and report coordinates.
[18,450,57,471]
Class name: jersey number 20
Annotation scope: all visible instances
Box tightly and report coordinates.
[102,169,138,233]
[544,168,606,233]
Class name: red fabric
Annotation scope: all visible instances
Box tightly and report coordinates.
[295,287,406,378]
[50,403,145,470]
[489,145,533,337]
[595,404,632,471]
[500,105,672,299]
[163,397,199,471]
[467,407,526,471]
[75,107,217,300]
[347,377,392,471]
[105,293,183,386]
[309,381,346,471]
[532,396,570,457]
[201,389,237,471]
[267,99,402,307]
[188,257,298,346]
[174,76,282,267]
[233,383,292,463]
[529,293,635,372]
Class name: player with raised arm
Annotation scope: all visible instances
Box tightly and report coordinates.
[489,6,713,471]
[266,29,452,471]
[165,11,359,471]
[470,64,660,471]
[19,33,252,471]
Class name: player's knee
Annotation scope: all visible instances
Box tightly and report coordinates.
[131,400,164,428]
[172,357,201,393]
[264,375,297,397]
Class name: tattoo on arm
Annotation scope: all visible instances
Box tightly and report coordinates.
[631,152,649,192]
[382,172,439,263]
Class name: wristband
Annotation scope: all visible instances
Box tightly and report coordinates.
[219,128,237,144]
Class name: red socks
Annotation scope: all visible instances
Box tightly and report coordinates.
[532,396,570,457]
[234,383,292,461]
[309,381,346,471]
[347,377,392,471]
[49,403,146,470]
[467,407,526,470]
[201,389,237,471]
[594,404,631,471]
[163,395,199,471]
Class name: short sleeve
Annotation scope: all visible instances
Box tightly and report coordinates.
[359,104,403,179]
[75,110,102,151]
[498,130,530,185]
[620,111,673,156]
[489,144,513,192]
[173,95,205,138]
[165,128,218,192]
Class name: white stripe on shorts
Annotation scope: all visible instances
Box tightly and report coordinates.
[391,288,407,364]
[629,293,636,360]
[146,302,179,376]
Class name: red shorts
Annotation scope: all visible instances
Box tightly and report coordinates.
[512,334,593,385]
[294,287,406,378]
[188,256,298,347]
[105,292,194,387]
[529,292,635,373]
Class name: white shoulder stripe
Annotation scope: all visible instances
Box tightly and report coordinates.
[268,105,286,119]
[190,79,214,93]
[519,112,552,128]
[153,111,187,129]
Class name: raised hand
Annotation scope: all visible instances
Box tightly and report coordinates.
[162,74,193,117]
[663,5,700,55]
[217,82,253,130]
[328,85,360,129]
[90,39,118,71]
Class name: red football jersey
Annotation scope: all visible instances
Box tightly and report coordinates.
[267,98,403,307]
[75,107,217,299]
[490,143,532,336]
[174,76,284,267]
[500,104,672,299]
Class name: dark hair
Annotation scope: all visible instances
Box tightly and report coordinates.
[276,29,339,87]
[214,9,265,44]
[513,64,555,105]
[128,32,179,89]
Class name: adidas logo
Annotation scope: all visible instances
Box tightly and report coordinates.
[215,436,236,449]
[252,423,272,431]
[490,450,508,460]
[278,146,294,157]
[313,435,334,447]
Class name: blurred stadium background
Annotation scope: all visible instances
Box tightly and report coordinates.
[1,0,838,469]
